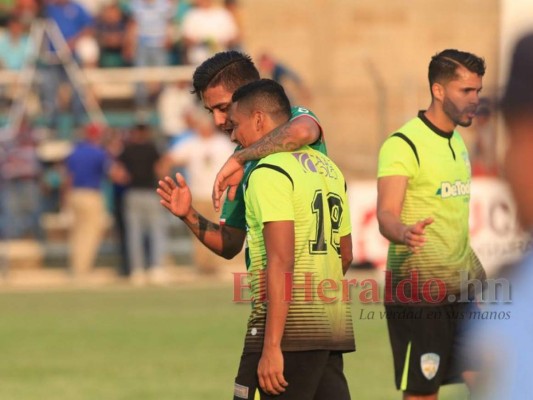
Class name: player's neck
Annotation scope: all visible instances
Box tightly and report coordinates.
[424,105,456,134]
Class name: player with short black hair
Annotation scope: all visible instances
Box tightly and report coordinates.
[229,79,354,399]
[232,78,292,120]
[377,49,487,399]
[428,49,486,94]
[158,51,326,264]
[192,51,260,100]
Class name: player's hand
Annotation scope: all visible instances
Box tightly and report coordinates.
[402,217,434,253]
[157,173,192,218]
[212,155,244,212]
[257,346,288,396]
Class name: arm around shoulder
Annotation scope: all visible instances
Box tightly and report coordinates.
[233,113,321,163]
[281,114,321,149]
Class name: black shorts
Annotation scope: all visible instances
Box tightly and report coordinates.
[233,350,350,400]
[386,302,478,395]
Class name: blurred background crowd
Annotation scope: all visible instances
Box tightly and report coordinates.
[0,0,526,286]
[0,2,532,399]
[0,0,312,284]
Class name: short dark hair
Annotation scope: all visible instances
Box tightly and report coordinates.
[192,51,260,100]
[428,49,486,91]
[232,79,291,123]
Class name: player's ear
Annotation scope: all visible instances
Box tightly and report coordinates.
[253,110,264,132]
[431,82,445,102]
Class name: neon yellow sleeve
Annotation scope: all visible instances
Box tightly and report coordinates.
[246,167,294,224]
[377,136,419,178]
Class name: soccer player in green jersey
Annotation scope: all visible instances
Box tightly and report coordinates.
[377,49,487,399]
[157,51,326,263]
[229,79,354,399]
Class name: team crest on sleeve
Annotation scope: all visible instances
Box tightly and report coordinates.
[420,353,440,380]
[461,151,471,170]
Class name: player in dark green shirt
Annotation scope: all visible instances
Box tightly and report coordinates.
[157,51,326,264]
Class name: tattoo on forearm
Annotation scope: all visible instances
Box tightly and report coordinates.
[183,212,230,256]
[239,123,299,162]
[195,213,221,241]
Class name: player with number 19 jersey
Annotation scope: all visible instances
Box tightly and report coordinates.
[219,106,327,231]
[242,145,355,354]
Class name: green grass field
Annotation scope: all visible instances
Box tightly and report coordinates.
[0,284,468,399]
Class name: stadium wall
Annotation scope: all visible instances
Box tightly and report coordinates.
[239,0,500,178]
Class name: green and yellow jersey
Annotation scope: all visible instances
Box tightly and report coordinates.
[242,146,355,353]
[220,106,326,230]
[378,111,485,303]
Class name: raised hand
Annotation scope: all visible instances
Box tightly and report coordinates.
[157,173,193,218]
[403,217,434,253]
[212,155,244,212]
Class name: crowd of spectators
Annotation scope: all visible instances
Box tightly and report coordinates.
[0,0,311,283]
[0,104,235,282]
[0,0,244,134]
[0,0,241,71]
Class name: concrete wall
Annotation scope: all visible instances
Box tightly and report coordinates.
[239,0,500,177]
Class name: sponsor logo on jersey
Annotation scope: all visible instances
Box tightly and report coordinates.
[420,353,440,380]
[436,180,470,198]
[292,152,338,179]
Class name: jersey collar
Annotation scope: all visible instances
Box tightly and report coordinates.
[418,110,454,138]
